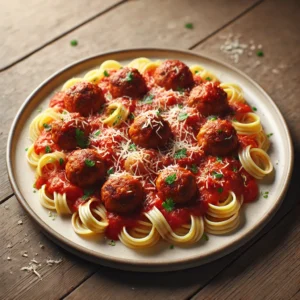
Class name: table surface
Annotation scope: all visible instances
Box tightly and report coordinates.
[1,0,299,299]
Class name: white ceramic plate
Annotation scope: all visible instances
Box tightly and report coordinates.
[7,49,293,272]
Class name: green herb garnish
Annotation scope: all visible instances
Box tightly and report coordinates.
[174,148,187,159]
[267,133,273,138]
[205,77,212,81]
[185,23,194,29]
[70,40,78,47]
[165,173,177,185]
[162,198,175,212]
[178,112,188,122]
[103,70,109,77]
[125,71,133,82]
[25,147,28,151]
[82,188,94,200]
[208,116,217,121]
[85,159,95,167]
[37,108,42,113]
[217,187,223,194]
[129,113,135,120]
[261,191,269,199]
[43,123,52,131]
[128,143,137,151]
[59,158,64,165]
[108,240,116,246]
[142,94,154,104]
[252,106,257,111]
[217,129,223,134]
[232,167,238,172]
[75,128,89,148]
[212,171,223,179]
[257,50,264,57]
[94,130,101,137]
[45,146,51,153]
[190,164,198,174]
[107,167,114,175]
[176,87,185,93]
[202,233,209,241]
[216,156,223,163]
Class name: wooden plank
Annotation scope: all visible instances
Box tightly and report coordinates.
[193,0,300,149]
[0,196,98,300]
[0,0,124,71]
[192,204,300,300]
[54,154,300,300]
[0,0,260,200]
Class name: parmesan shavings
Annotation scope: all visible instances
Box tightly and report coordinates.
[21,262,42,279]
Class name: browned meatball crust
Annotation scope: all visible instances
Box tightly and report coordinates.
[197,119,238,156]
[154,60,194,91]
[101,174,144,214]
[109,67,147,98]
[188,82,228,116]
[66,149,106,188]
[64,82,105,116]
[128,112,172,149]
[51,114,90,150]
[156,167,197,204]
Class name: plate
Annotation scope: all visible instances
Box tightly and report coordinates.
[7,48,293,272]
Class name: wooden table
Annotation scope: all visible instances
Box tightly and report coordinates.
[1,1,299,299]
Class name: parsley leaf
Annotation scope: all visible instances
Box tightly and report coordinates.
[107,167,114,175]
[205,77,212,81]
[212,171,223,179]
[174,148,187,159]
[232,167,238,173]
[59,158,64,165]
[252,106,257,111]
[216,156,223,163]
[82,188,94,200]
[25,147,28,151]
[190,164,198,174]
[185,23,194,29]
[142,94,154,104]
[45,146,51,153]
[43,123,52,132]
[176,87,185,93]
[128,143,137,151]
[94,130,101,137]
[217,187,223,194]
[208,115,217,121]
[165,173,177,185]
[178,104,183,109]
[267,133,273,138]
[162,198,175,212]
[103,70,109,77]
[178,112,188,122]
[85,159,95,167]
[125,71,133,82]
[202,233,209,241]
[108,240,116,246]
[129,113,135,120]
[75,128,89,148]
[257,50,264,57]
[70,39,78,46]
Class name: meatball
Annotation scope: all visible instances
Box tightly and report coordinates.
[101,174,144,214]
[154,60,194,91]
[51,114,90,150]
[197,119,238,156]
[128,111,172,149]
[188,82,228,116]
[66,149,106,188]
[64,82,105,116]
[109,67,147,98]
[156,167,197,204]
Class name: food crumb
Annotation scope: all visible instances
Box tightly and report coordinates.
[272,68,279,74]
[7,257,12,261]
[4,205,9,210]
[7,243,12,248]
[17,220,23,225]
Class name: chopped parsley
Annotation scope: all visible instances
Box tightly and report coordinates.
[185,23,194,29]
[94,130,101,137]
[108,240,116,246]
[128,143,137,151]
[256,50,264,57]
[45,146,51,153]
[125,71,133,82]
[178,104,183,109]
[205,77,212,81]
[217,187,223,194]
[85,159,95,167]
[216,156,223,163]
[252,106,257,111]
[202,233,209,241]
[43,123,52,131]
[217,129,223,134]
[208,115,217,121]
[169,245,174,249]
[103,70,109,77]
[212,171,223,179]
[156,109,161,116]
[162,198,175,212]
[82,188,94,200]
[37,108,42,113]
[165,173,177,185]
[107,167,114,175]
[142,94,154,104]
[267,133,273,138]
[232,167,238,173]
[194,70,199,74]
[177,87,185,93]
[190,164,198,174]
[70,39,78,47]
[59,158,64,165]
[129,113,135,120]
[75,128,89,148]
[178,112,188,122]
[174,148,187,159]
[261,191,269,199]
[25,147,28,152]
[112,115,122,126]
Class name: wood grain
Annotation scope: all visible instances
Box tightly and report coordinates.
[0,0,124,71]
[0,196,98,300]
[193,0,300,149]
[0,0,260,201]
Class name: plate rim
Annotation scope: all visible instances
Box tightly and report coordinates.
[6,47,294,271]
